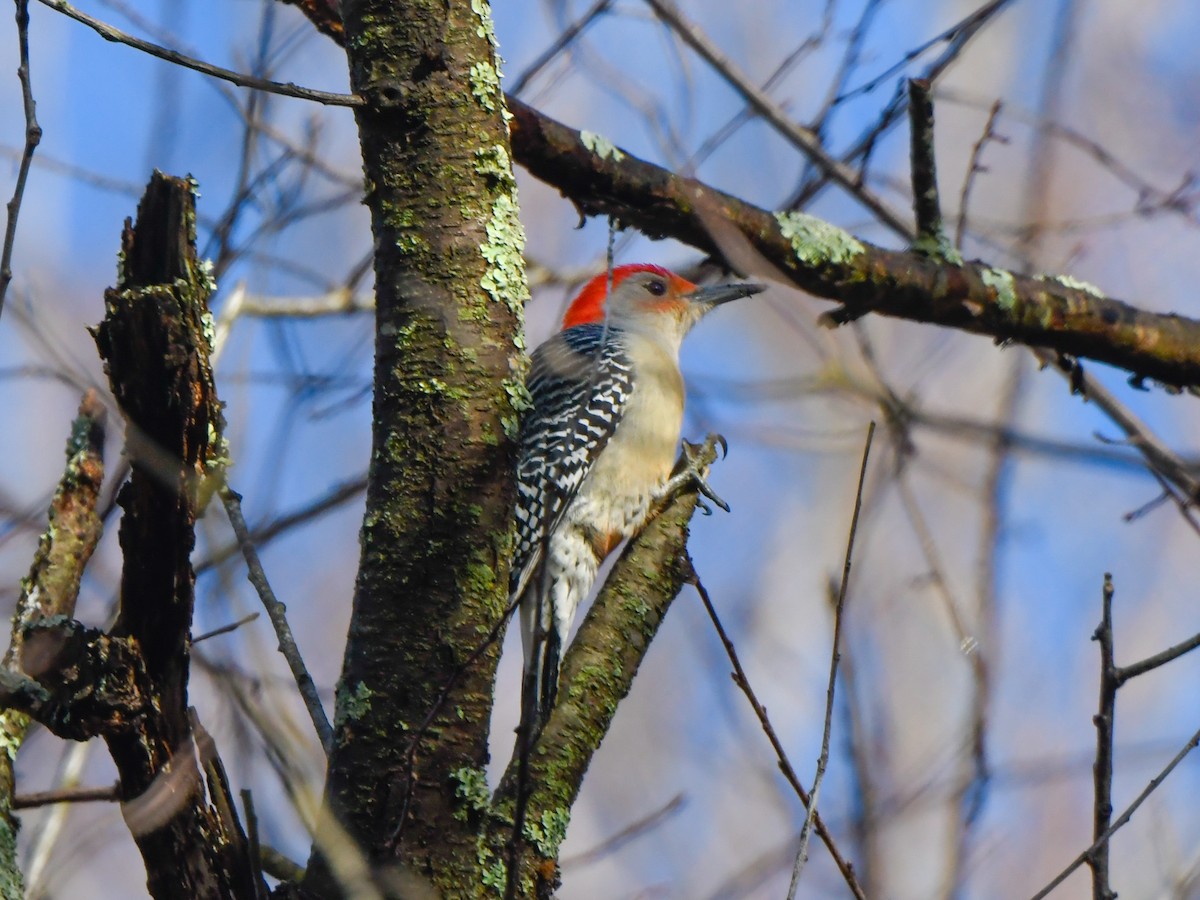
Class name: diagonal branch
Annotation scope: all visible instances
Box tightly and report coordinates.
[0,0,42,322]
[491,437,722,895]
[0,393,106,898]
[506,97,1200,392]
[35,0,360,107]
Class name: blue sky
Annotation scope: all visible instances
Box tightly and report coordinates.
[4,1,1200,897]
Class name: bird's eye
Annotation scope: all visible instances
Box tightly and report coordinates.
[646,279,667,297]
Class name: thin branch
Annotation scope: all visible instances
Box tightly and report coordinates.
[509,0,612,97]
[196,474,368,575]
[1116,630,1200,685]
[218,483,333,755]
[1090,574,1116,900]
[1039,351,1199,498]
[0,392,106,881]
[907,79,956,260]
[955,99,1005,249]
[192,613,261,645]
[561,794,686,868]
[24,742,91,895]
[788,421,874,898]
[644,0,911,238]
[12,784,119,809]
[791,0,1018,211]
[241,790,266,900]
[0,0,42,321]
[35,0,362,107]
[692,573,867,900]
[506,96,1200,392]
[1030,724,1200,900]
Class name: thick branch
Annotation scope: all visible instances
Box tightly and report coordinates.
[0,394,105,897]
[506,98,1200,390]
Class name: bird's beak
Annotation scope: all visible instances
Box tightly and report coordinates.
[685,281,766,308]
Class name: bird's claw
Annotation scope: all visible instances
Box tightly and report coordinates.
[663,435,730,513]
[694,475,731,513]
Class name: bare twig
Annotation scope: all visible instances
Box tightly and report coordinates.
[192,613,261,645]
[35,0,361,107]
[509,0,613,97]
[955,99,1005,248]
[692,573,867,900]
[0,393,106,885]
[1116,629,1200,684]
[939,87,1199,226]
[13,784,119,809]
[218,484,333,754]
[644,0,912,237]
[24,742,91,896]
[197,474,368,575]
[0,0,42,321]
[907,79,956,260]
[562,794,686,868]
[241,790,266,900]
[1030,725,1200,900]
[788,421,874,898]
[1039,351,1199,499]
[1090,574,1117,900]
[791,0,1018,210]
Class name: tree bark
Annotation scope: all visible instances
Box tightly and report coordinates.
[89,171,259,900]
[0,395,105,900]
[305,0,527,895]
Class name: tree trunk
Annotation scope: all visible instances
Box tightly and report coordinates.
[305,0,527,895]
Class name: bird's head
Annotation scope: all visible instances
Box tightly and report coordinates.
[562,264,764,344]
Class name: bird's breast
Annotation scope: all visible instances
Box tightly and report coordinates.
[569,339,685,544]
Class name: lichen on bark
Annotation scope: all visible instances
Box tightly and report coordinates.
[308,0,528,895]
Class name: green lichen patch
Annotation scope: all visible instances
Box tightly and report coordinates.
[471,0,499,47]
[469,61,501,112]
[479,192,530,320]
[450,766,491,821]
[912,232,963,266]
[475,144,515,186]
[981,267,1018,311]
[579,130,625,163]
[774,211,864,267]
[525,807,570,858]
[501,376,533,439]
[1041,272,1105,298]
[198,258,218,294]
[335,680,375,727]
[478,843,506,894]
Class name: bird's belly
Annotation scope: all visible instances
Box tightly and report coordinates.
[568,386,682,546]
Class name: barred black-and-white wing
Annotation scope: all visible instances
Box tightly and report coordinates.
[509,323,634,601]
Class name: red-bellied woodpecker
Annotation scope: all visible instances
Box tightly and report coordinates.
[511,263,764,726]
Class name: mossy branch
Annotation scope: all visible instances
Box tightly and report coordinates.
[0,394,106,899]
[504,97,1200,391]
[490,437,721,895]
[281,0,1200,388]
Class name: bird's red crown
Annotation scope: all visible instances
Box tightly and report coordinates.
[562,263,696,328]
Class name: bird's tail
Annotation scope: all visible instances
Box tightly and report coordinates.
[519,587,562,731]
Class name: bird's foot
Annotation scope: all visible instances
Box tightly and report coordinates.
[660,434,730,515]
